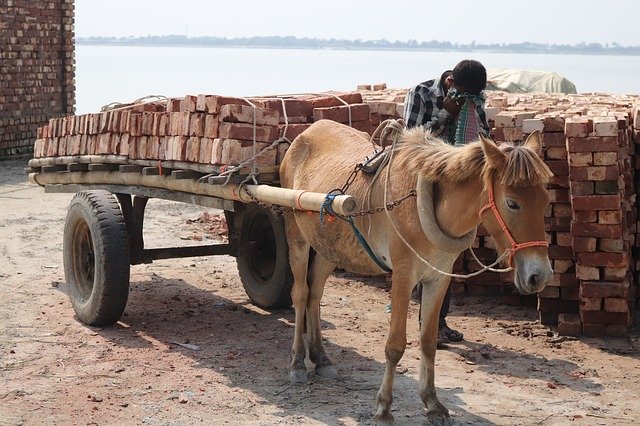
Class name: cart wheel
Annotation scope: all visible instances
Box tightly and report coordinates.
[236,204,293,309]
[63,190,130,325]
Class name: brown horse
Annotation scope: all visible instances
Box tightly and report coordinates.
[279,119,553,423]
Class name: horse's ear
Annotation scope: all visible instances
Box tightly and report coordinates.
[479,133,506,170]
[523,130,542,155]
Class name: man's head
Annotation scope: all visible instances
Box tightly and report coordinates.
[446,59,487,95]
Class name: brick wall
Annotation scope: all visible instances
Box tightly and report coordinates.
[0,0,75,157]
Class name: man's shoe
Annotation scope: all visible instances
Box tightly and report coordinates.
[437,323,463,348]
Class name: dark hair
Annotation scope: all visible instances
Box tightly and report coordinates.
[452,59,487,95]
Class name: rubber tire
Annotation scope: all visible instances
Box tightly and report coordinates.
[236,204,293,309]
[63,190,130,326]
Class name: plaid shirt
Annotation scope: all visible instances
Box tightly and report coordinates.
[404,78,490,144]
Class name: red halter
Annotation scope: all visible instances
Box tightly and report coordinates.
[478,179,549,268]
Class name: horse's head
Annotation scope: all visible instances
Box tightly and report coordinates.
[479,131,554,294]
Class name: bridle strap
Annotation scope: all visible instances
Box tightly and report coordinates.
[478,178,548,268]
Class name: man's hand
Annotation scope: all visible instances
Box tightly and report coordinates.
[443,96,462,116]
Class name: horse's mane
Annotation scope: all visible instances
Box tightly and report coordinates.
[394,126,553,187]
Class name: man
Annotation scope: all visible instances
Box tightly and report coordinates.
[404,59,490,347]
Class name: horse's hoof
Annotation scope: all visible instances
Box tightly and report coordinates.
[372,411,394,424]
[289,369,308,384]
[427,402,450,425]
[315,364,337,379]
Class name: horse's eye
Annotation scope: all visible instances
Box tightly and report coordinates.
[506,199,520,211]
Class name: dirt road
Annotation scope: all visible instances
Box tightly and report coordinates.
[1,157,639,425]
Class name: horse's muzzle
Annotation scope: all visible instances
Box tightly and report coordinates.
[513,253,554,294]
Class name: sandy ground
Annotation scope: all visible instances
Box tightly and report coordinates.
[1,157,639,425]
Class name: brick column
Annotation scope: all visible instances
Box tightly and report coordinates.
[567,117,633,337]
[522,116,579,327]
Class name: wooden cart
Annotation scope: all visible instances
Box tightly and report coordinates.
[28,156,355,326]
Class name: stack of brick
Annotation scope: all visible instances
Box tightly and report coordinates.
[566,115,634,337]
[357,86,638,334]
[0,0,75,157]
[33,92,367,166]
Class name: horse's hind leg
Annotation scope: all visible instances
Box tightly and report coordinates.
[305,253,336,378]
[418,276,452,423]
[284,213,311,384]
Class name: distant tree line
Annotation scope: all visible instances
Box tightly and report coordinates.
[76,35,640,55]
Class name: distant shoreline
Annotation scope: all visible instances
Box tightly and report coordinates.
[76,36,640,57]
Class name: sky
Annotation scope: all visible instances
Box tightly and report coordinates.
[75,0,639,46]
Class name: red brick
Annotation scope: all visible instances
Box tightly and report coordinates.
[571,222,622,238]
[196,94,208,112]
[592,117,618,136]
[578,252,629,268]
[166,136,188,161]
[566,136,617,152]
[553,203,572,218]
[199,137,214,164]
[309,92,363,108]
[541,132,567,147]
[204,115,219,138]
[279,123,311,140]
[580,281,629,298]
[573,210,597,223]
[545,160,569,176]
[134,136,147,159]
[568,152,592,166]
[593,152,617,166]
[557,313,581,336]
[218,122,279,142]
[67,135,81,155]
[361,100,397,116]
[351,120,373,134]
[598,210,621,224]
[257,98,313,118]
[180,95,197,112]
[599,238,624,252]
[213,138,277,166]
[96,133,112,154]
[189,113,205,137]
[119,134,130,156]
[561,286,579,301]
[220,104,280,126]
[586,166,619,181]
[145,136,161,159]
[548,246,573,260]
[604,297,628,313]
[204,95,248,114]
[580,297,602,311]
[186,137,201,162]
[602,267,627,281]
[576,265,599,280]
[580,310,629,325]
[582,323,605,337]
[166,99,182,112]
[572,195,620,211]
[538,286,559,298]
[312,103,371,123]
[545,146,567,160]
[570,181,594,196]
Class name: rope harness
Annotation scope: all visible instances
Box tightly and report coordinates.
[478,178,549,269]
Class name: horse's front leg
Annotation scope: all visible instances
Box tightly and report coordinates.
[419,275,453,423]
[305,253,337,378]
[374,272,414,423]
[284,214,311,384]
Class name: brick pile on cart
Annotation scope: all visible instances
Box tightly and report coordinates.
[32,86,640,337]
